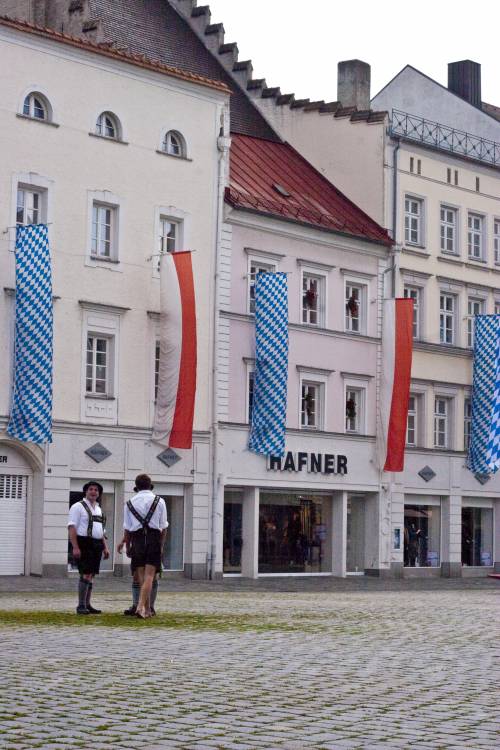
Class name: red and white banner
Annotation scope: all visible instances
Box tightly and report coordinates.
[379,298,413,472]
[152,251,197,449]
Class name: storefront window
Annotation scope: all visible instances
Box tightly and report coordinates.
[224,491,243,574]
[259,492,331,573]
[162,495,184,570]
[462,507,493,567]
[404,504,440,567]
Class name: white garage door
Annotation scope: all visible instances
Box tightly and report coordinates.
[0,474,27,575]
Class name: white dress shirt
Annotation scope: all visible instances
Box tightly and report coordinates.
[124,490,169,532]
[68,500,105,539]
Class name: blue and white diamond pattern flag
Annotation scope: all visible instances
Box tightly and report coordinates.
[467,314,500,474]
[249,272,288,457]
[7,224,53,444]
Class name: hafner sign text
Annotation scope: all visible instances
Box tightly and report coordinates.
[267,451,348,475]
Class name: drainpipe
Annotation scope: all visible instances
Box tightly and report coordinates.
[208,109,231,580]
[391,137,401,296]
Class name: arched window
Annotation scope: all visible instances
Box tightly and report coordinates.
[23,92,50,121]
[162,130,186,157]
[95,112,120,140]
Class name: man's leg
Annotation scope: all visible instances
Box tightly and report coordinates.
[137,564,156,617]
[124,570,141,615]
[150,575,159,615]
[85,574,102,614]
[77,573,93,615]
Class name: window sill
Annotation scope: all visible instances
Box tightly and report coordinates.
[85,394,115,400]
[88,132,129,145]
[466,256,486,264]
[89,255,120,265]
[401,246,431,258]
[155,150,192,162]
[16,113,60,128]
[438,253,462,264]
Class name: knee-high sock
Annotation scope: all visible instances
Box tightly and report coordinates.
[132,581,140,607]
[85,581,93,607]
[78,578,89,608]
[150,577,159,608]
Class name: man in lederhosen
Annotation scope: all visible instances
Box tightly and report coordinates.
[122,474,168,619]
[68,481,110,615]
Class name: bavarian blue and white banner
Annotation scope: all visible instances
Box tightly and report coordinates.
[249,272,288,457]
[467,314,500,474]
[7,224,53,444]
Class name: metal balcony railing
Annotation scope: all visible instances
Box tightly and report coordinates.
[390,109,500,167]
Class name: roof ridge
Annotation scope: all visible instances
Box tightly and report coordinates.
[0,13,230,93]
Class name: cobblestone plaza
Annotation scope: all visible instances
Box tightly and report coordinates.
[0,578,498,749]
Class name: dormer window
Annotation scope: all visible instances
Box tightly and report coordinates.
[22,92,51,121]
[162,130,186,157]
[95,112,120,140]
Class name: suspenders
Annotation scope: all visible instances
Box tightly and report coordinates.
[80,500,106,538]
[127,495,161,535]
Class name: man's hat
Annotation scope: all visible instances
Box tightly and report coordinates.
[82,481,104,497]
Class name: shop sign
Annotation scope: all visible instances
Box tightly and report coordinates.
[267,451,348,475]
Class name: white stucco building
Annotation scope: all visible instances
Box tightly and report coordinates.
[0,17,230,577]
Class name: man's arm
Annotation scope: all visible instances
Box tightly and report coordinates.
[68,525,80,559]
[160,527,167,552]
[117,529,131,555]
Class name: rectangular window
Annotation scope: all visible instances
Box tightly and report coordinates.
[462,507,493,567]
[406,395,418,446]
[467,298,484,348]
[346,388,363,433]
[302,273,323,326]
[404,196,423,245]
[464,397,472,452]
[468,213,484,260]
[86,336,110,395]
[154,340,160,401]
[447,168,451,184]
[440,206,458,254]
[417,159,421,175]
[247,370,255,423]
[301,382,322,429]
[455,170,459,185]
[494,219,500,264]
[434,397,449,448]
[410,157,414,173]
[159,218,178,254]
[475,177,480,192]
[91,203,114,258]
[439,293,455,344]
[16,187,42,225]
[345,283,364,333]
[404,286,421,339]
[249,261,276,314]
[404,505,441,567]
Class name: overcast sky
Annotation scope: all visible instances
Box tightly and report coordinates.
[204,0,499,105]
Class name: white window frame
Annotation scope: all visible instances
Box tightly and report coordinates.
[434,396,453,449]
[298,370,328,431]
[344,279,367,335]
[18,86,54,123]
[245,360,255,424]
[22,92,49,121]
[404,195,424,246]
[16,186,43,226]
[464,395,472,453]
[301,271,325,327]
[343,376,368,435]
[80,305,123,425]
[85,190,122,269]
[300,381,323,430]
[406,394,418,447]
[91,202,115,259]
[439,292,457,345]
[161,130,187,158]
[9,172,53,253]
[467,297,485,349]
[494,218,500,265]
[154,205,189,278]
[86,334,113,396]
[467,212,485,261]
[403,285,422,340]
[95,111,121,140]
[440,205,459,255]
[247,257,277,315]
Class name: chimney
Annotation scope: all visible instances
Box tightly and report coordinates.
[448,60,482,109]
[337,60,371,110]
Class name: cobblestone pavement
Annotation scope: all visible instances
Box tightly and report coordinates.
[0,581,499,750]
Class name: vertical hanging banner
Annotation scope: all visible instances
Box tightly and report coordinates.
[379,298,413,472]
[249,272,289,458]
[7,224,53,444]
[467,315,500,475]
[152,251,197,449]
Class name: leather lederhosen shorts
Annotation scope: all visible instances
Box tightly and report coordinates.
[76,535,104,575]
[129,528,162,573]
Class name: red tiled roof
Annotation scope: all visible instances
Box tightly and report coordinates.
[227,134,392,246]
[0,15,230,94]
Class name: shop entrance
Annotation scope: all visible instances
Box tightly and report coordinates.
[0,473,29,575]
[223,491,243,574]
[404,501,441,568]
[68,484,116,572]
[258,492,331,574]
[462,506,493,567]
[346,495,365,573]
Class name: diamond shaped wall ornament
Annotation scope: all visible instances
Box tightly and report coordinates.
[157,448,181,468]
[475,473,491,485]
[85,442,112,463]
[418,466,436,482]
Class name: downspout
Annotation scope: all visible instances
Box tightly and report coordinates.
[208,109,231,580]
[391,136,401,296]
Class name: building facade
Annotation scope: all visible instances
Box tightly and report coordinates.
[0,17,229,577]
